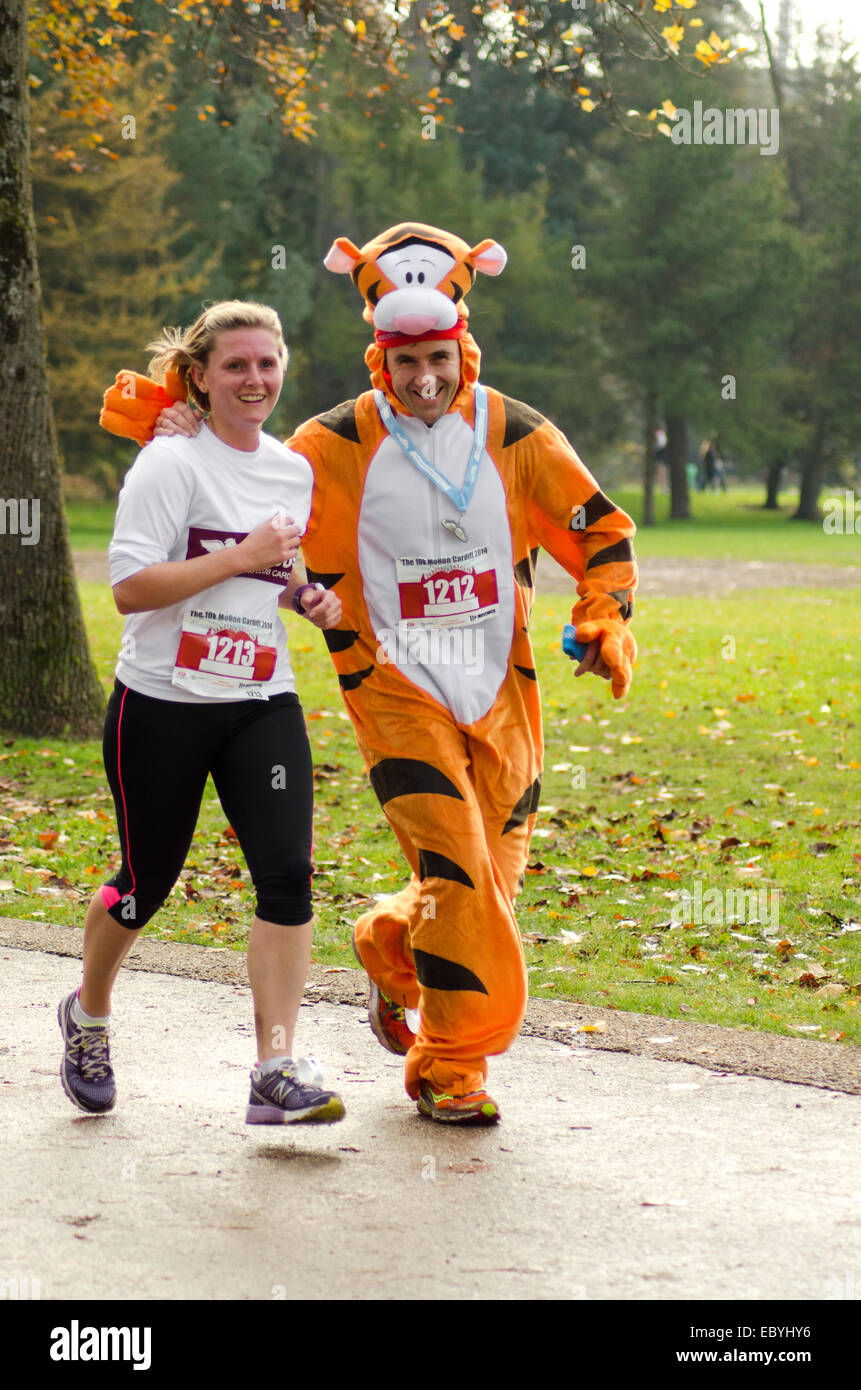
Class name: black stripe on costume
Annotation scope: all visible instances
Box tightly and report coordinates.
[579,491,617,529]
[502,777,541,835]
[586,538,634,572]
[414,949,488,996]
[418,849,475,890]
[369,759,464,807]
[501,395,545,448]
[323,628,359,654]
[305,569,345,589]
[315,400,361,444]
[380,229,459,257]
[514,557,534,588]
[338,667,374,691]
[514,665,537,681]
[609,589,634,621]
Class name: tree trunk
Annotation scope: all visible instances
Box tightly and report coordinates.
[666,414,690,520]
[0,0,104,736]
[642,392,657,527]
[793,420,825,521]
[763,457,784,509]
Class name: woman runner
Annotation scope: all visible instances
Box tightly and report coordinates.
[58,301,345,1125]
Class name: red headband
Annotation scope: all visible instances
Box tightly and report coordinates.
[374,321,467,347]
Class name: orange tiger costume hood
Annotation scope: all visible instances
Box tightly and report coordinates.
[324,221,498,414]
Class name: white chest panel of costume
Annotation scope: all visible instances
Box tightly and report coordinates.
[357,407,515,725]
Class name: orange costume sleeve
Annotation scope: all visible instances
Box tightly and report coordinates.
[99,369,186,448]
[519,411,638,699]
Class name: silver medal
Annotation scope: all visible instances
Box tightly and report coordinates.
[442,519,468,543]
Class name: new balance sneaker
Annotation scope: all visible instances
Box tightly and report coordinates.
[416,1082,500,1125]
[352,928,419,1056]
[58,990,116,1114]
[246,1057,345,1125]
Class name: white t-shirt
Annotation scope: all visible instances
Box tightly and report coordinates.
[109,424,313,703]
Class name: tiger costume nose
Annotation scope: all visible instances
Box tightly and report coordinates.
[391,313,439,336]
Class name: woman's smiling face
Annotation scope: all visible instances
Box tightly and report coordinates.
[191,327,285,448]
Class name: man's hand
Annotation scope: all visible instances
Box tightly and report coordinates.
[572,619,637,699]
[572,638,612,683]
[154,401,201,438]
[299,587,342,630]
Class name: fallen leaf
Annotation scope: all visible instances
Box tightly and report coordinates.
[792,962,830,987]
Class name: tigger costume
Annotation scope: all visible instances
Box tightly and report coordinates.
[99,222,637,1104]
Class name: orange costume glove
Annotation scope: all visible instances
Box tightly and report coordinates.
[574,618,637,701]
[99,368,186,447]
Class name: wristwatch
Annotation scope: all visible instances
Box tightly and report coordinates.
[292,583,318,616]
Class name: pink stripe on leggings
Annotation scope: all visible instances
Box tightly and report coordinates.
[104,684,136,906]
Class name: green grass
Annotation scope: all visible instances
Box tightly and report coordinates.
[1,574,859,1045]
[65,487,861,566]
[611,486,861,565]
[66,501,116,552]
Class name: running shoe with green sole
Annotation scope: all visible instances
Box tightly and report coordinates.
[246,1059,345,1125]
[416,1082,500,1124]
[352,928,419,1056]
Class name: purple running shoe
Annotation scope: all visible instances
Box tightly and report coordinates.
[246,1058,345,1125]
[58,990,116,1114]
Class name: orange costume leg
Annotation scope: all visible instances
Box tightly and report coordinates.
[352,672,542,1099]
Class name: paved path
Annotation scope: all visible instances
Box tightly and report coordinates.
[2,932,859,1303]
[536,552,861,596]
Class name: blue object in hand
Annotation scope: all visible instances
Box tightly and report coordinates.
[562,624,588,662]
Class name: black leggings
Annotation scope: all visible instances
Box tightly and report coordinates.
[101,681,314,929]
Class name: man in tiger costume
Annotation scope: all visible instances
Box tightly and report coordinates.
[100,222,637,1125]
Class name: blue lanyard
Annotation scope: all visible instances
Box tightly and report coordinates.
[374,384,488,515]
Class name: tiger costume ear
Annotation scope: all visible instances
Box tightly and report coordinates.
[323,238,362,275]
[468,239,507,276]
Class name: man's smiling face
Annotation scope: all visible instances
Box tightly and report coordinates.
[385,340,461,424]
